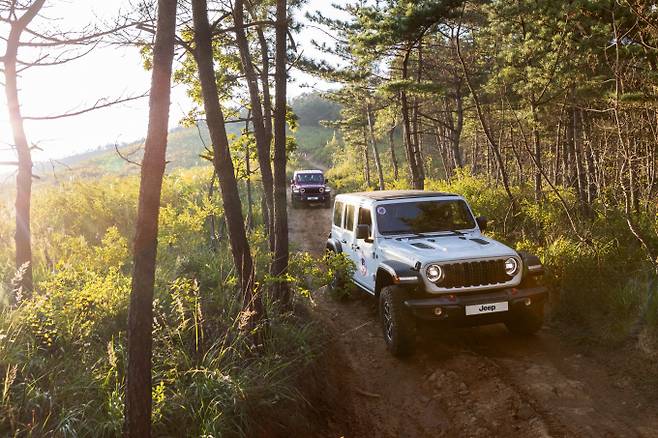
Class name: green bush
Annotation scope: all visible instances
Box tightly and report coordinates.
[0,168,317,437]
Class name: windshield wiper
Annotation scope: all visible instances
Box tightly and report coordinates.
[438,230,465,236]
[386,230,465,239]
[384,230,426,240]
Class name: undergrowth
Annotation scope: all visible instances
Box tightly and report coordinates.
[0,168,321,437]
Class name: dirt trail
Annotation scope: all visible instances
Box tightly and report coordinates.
[288,204,658,438]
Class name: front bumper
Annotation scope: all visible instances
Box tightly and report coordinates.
[292,192,330,202]
[404,286,547,325]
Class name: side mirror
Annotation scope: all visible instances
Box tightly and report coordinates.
[476,216,488,232]
[324,178,329,183]
[290,178,295,185]
[356,224,371,240]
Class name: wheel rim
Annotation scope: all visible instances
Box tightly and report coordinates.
[382,299,393,343]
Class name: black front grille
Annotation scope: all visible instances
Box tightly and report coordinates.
[441,259,509,288]
[302,187,322,194]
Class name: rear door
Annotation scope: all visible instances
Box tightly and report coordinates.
[331,200,345,250]
[342,203,358,275]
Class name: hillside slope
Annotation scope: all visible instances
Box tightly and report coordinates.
[35,123,335,181]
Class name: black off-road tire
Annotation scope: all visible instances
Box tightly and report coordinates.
[379,285,417,357]
[323,198,332,209]
[505,303,544,336]
[291,198,300,209]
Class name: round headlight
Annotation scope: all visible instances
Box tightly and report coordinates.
[319,187,324,193]
[504,257,519,276]
[426,264,445,283]
[300,188,305,193]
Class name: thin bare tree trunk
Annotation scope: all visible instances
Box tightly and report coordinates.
[401,48,423,189]
[388,125,399,180]
[531,101,542,201]
[234,0,275,246]
[362,126,372,188]
[244,115,254,230]
[192,0,261,317]
[271,0,290,303]
[366,104,385,190]
[3,0,46,296]
[451,85,464,169]
[124,1,177,436]
[455,31,514,202]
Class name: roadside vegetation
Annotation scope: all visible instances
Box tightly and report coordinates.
[0,0,656,436]
[0,170,333,436]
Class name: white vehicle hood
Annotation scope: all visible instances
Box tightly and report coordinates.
[378,233,517,265]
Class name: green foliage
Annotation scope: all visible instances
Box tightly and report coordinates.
[290,93,341,127]
[0,168,317,437]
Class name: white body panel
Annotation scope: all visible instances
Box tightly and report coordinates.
[331,192,522,295]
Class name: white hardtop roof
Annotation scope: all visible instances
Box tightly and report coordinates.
[335,190,459,204]
[294,169,324,174]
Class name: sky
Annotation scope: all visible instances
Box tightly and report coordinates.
[0,0,338,172]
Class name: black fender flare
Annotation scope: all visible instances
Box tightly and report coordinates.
[375,260,420,295]
[517,251,544,277]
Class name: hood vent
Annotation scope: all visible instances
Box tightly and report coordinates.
[469,238,490,245]
[411,242,434,249]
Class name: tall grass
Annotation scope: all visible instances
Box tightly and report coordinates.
[0,168,319,437]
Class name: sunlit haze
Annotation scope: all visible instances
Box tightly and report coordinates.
[0,0,333,171]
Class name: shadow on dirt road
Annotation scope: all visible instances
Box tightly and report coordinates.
[288,203,658,438]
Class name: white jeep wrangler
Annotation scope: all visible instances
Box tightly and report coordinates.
[326,190,547,356]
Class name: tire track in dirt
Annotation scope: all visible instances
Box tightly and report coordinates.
[288,204,658,438]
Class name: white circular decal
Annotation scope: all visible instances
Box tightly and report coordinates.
[376,206,387,215]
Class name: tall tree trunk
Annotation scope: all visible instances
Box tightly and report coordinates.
[451,85,464,169]
[233,0,275,246]
[192,0,261,316]
[255,26,273,145]
[530,100,542,201]
[472,129,479,174]
[271,0,290,303]
[571,102,586,206]
[388,125,399,180]
[3,0,46,296]
[244,116,254,230]
[362,126,372,188]
[124,1,177,436]
[401,48,422,189]
[366,103,385,190]
[456,35,514,202]
[412,45,425,188]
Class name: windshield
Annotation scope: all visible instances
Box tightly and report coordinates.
[296,173,324,184]
[375,199,476,235]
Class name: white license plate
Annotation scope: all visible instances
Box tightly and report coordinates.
[307,196,318,200]
[465,301,509,316]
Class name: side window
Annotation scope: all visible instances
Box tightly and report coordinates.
[345,204,356,232]
[333,201,344,227]
[358,207,372,227]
